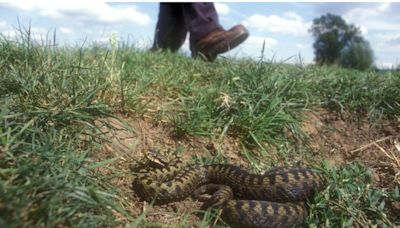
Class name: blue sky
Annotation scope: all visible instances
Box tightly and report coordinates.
[0,1,399,68]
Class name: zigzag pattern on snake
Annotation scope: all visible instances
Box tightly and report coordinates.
[131,152,327,228]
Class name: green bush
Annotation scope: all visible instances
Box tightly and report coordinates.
[340,39,374,71]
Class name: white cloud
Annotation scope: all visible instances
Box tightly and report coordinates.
[222,35,277,59]
[0,1,34,11]
[375,33,400,47]
[59,27,73,34]
[215,3,230,15]
[1,27,50,41]
[377,2,391,12]
[296,44,305,49]
[359,26,368,35]
[343,3,398,31]
[245,36,278,47]
[2,1,151,26]
[243,12,311,36]
[0,20,7,29]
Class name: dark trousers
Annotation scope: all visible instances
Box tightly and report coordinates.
[152,3,221,52]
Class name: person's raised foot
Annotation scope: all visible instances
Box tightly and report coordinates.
[192,24,249,62]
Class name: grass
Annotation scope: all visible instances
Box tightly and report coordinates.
[1,29,399,227]
[307,163,399,227]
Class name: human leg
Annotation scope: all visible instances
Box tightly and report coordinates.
[180,3,222,48]
[151,3,188,52]
[181,3,249,61]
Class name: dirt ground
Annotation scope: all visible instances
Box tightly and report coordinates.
[302,110,400,189]
[92,109,400,226]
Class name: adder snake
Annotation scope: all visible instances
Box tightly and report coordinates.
[131,150,326,228]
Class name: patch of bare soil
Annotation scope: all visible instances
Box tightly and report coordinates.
[302,109,400,189]
[91,109,399,226]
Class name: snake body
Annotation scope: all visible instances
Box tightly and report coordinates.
[132,156,326,228]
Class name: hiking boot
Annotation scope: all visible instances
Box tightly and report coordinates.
[192,24,249,62]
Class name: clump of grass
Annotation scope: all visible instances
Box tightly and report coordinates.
[0,28,131,227]
[310,65,400,120]
[209,60,309,146]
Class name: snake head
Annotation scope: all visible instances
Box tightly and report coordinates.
[143,147,182,168]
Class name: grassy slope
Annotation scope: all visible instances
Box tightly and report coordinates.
[1,33,399,227]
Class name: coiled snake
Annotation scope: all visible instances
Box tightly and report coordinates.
[131,150,327,228]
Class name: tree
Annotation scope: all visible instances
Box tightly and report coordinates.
[339,38,374,71]
[310,13,364,66]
